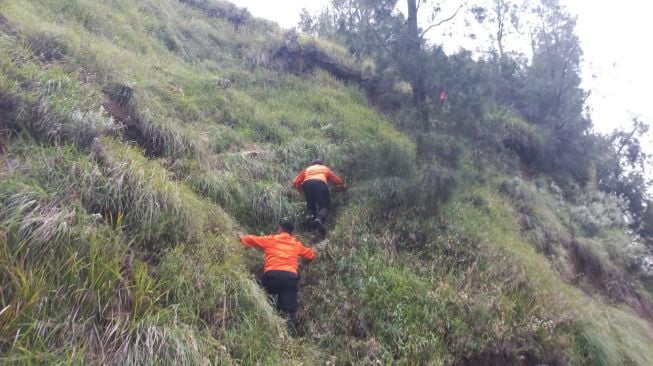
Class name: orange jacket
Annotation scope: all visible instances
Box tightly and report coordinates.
[292,164,344,187]
[240,232,316,274]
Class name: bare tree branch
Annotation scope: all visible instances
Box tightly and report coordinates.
[616,123,641,156]
[368,23,401,65]
[419,3,464,38]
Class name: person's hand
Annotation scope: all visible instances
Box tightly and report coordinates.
[335,184,346,192]
[237,231,245,240]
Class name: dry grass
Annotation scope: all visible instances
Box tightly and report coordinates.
[1,0,652,364]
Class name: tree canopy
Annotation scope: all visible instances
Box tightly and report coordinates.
[300,0,652,240]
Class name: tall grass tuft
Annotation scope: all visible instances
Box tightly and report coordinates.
[89,137,209,249]
[1,0,652,364]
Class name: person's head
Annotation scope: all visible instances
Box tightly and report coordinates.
[278,220,294,235]
[310,158,323,166]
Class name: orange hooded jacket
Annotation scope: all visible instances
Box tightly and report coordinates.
[292,164,343,188]
[240,232,316,274]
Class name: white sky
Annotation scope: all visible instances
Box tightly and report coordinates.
[235,0,653,155]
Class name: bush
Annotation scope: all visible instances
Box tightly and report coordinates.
[414,132,464,167]
[27,32,68,62]
[420,161,457,211]
[343,138,416,181]
[569,191,631,237]
[500,116,546,166]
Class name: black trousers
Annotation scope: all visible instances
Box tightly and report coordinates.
[302,179,330,221]
[261,270,299,313]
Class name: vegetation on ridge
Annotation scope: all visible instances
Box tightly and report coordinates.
[0,0,652,365]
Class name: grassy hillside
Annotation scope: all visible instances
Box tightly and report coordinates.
[1,0,652,365]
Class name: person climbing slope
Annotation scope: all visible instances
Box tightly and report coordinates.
[238,221,316,332]
[292,159,344,232]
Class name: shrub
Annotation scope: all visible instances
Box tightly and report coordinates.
[343,138,416,181]
[139,117,203,158]
[27,32,67,62]
[500,116,546,166]
[569,191,631,237]
[414,132,464,167]
[349,177,414,210]
[419,161,457,211]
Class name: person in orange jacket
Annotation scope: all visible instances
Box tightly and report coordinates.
[238,221,316,331]
[292,159,344,231]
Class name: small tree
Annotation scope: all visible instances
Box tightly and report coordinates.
[301,0,465,130]
[597,119,651,229]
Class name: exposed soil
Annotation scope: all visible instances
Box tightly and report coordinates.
[567,239,653,322]
[272,32,366,84]
[101,84,164,157]
[102,97,149,148]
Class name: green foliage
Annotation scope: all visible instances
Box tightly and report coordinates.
[158,238,301,364]
[569,192,631,237]
[641,202,653,239]
[1,0,652,365]
[573,307,653,366]
[298,33,358,70]
[596,119,651,231]
[0,36,117,146]
[90,137,215,249]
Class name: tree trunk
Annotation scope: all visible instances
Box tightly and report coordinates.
[406,0,429,129]
[495,0,506,65]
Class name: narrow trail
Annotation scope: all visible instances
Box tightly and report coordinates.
[291,199,348,338]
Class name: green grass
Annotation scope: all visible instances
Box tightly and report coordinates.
[0,0,412,362]
[1,0,652,364]
[446,186,653,364]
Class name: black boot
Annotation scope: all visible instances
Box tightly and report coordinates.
[313,217,326,235]
[285,311,297,335]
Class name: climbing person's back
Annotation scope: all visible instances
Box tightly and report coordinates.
[240,231,315,274]
[238,221,315,333]
[297,164,341,186]
[292,159,344,233]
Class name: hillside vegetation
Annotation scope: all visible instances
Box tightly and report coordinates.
[1,0,652,365]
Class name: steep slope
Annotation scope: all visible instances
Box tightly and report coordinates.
[1,0,652,365]
[0,0,409,364]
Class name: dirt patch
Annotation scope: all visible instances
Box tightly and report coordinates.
[102,96,149,152]
[458,344,516,366]
[0,92,20,120]
[567,239,653,322]
[272,32,366,83]
[102,98,133,125]
[102,83,143,143]
[102,84,167,157]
